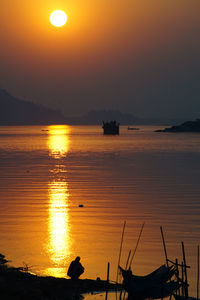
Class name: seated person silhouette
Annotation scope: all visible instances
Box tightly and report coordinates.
[67,256,84,280]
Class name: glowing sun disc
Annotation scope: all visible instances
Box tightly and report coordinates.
[50,10,67,27]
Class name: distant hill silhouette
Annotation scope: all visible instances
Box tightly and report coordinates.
[0,90,138,126]
[0,89,66,125]
[0,89,190,126]
[65,110,188,125]
[66,109,138,125]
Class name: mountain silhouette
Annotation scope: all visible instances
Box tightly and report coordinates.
[0,89,187,126]
[66,109,138,125]
[0,89,66,125]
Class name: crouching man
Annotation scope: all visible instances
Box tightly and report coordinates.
[67,256,84,280]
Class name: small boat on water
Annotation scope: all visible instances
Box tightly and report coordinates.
[102,120,120,135]
[128,127,140,130]
[119,264,180,299]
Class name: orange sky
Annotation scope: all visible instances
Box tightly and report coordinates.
[0,0,200,117]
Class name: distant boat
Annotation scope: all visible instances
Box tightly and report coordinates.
[102,121,119,135]
[128,127,139,130]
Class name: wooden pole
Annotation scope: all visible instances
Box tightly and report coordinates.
[181,262,184,297]
[181,241,188,298]
[197,245,199,300]
[105,288,108,300]
[122,250,131,300]
[116,221,126,283]
[129,222,145,268]
[105,291,108,300]
[107,262,110,283]
[175,258,180,296]
[105,262,110,300]
[125,250,131,270]
[160,226,169,266]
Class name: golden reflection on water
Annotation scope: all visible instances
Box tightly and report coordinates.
[48,125,70,159]
[47,125,71,277]
[48,180,71,276]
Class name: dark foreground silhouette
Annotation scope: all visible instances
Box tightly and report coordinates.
[119,265,180,299]
[0,254,121,300]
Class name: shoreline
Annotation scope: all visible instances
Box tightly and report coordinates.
[0,266,122,300]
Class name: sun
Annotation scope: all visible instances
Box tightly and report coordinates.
[50,10,68,27]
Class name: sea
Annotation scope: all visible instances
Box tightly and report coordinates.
[0,125,199,298]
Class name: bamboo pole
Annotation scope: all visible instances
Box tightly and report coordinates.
[122,250,131,300]
[105,262,110,300]
[197,245,199,300]
[160,226,169,266]
[129,222,145,269]
[122,222,144,300]
[125,250,131,270]
[175,258,180,296]
[181,241,188,298]
[116,221,126,283]
[105,288,108,300]
[181,262,184,297]
[107,262,110,283]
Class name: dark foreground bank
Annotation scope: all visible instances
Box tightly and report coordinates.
[0,266,121,300]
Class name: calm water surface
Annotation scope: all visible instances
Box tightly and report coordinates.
[0,125,199,296]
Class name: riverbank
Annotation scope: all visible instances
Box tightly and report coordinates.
[0,266,122,300]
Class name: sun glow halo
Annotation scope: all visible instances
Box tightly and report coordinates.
[50,10,67,27]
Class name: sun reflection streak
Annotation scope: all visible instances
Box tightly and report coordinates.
[48,125,70,159]
[47,125,71,277]
[48,180,71,271]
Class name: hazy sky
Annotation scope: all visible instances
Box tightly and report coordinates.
[0,0,200,118]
